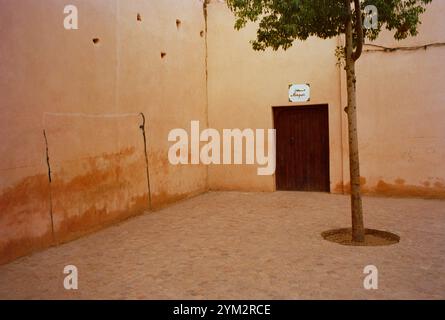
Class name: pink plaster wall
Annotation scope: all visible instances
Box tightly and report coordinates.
[345,1,445,198]
[206,1,445,199]
[1,0,444,265]
[0,0,208,264]
[206,1,344,192]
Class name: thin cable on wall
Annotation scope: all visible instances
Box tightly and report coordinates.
[364,42,445,53]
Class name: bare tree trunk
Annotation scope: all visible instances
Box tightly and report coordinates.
[345,1,365,242]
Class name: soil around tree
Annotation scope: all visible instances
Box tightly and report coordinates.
[322,228,400,246]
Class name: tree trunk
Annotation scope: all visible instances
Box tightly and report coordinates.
[345,2,365,242]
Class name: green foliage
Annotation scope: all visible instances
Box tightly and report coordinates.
[226,0,432,51]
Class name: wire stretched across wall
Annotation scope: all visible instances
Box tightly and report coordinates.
[364,42,445,53]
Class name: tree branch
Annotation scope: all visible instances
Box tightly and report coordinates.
[352,0,363,61]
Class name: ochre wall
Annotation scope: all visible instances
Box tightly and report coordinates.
[206,1,445,199]
[206,1,344,192]
[1,0,444,265]
[346,1,445,198]
[0,0,208,264]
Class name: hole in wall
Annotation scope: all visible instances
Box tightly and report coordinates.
[92,38,100,45]
[161,52,167,59]
[137,13,142,22]
[176,19,182,29]
[200,30,205,37]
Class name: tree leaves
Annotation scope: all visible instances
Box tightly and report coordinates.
[226,0,433,51]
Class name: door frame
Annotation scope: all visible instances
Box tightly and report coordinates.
[272,104,331,192]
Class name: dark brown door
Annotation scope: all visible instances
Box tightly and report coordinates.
[274,105,330,192]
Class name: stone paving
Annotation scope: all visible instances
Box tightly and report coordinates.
[0,191,444,300]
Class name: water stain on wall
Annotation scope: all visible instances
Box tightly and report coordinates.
[0,174,53,265]
[151,188,207,211]
[335,177,445,199]
[148,150,208,209]
[0,232,54,266]
[51,147,150,243]
[334,177,369,194]
[55,193,149,244]
[372,179,445,199]
[0,147,151,265]
[0,142,209,265]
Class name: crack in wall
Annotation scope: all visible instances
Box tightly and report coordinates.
[139,112,152,210]
[203,0,210,190]
[203,0,209,98]
[43,130,55,242]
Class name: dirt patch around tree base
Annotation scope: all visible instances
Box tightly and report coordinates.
[322,228,400,246]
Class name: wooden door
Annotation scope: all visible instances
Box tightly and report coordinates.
[274,105,330,192]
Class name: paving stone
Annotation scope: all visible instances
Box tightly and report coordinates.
[0,191,444,299]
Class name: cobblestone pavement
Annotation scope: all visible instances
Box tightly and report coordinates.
[0,191,444,300]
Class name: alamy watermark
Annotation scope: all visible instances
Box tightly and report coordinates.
[63,5,78,30]
[63,4,378,31]
[363,265,378,290]
[364,5,378,30]
[64,265,78,290]
[168,121,276,176]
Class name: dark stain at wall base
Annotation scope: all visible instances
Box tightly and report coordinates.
[0,147,151,265]
[151,188,208,211]
[0,174,53,265]
[335,177,445,199]
[0,232,54,266]
[334,177,368,194]
[50,147,150,244]
[372,180,445,199]
[0,174,50,212]
[0,147,207,265]
[54,194,149,245]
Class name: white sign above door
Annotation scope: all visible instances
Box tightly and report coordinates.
[289,84,311,103]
